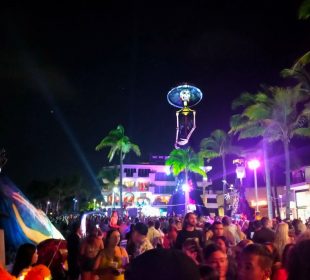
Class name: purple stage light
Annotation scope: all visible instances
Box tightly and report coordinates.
[248,159,260,170]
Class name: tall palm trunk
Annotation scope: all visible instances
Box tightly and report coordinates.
[263,139,273,218]
[184,169,189,214]
[222,154,227,216]
[119,150,123,211]
[284,139,291,220]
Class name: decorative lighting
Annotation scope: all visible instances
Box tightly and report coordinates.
[182,183,190,192]
[248,159,260,213]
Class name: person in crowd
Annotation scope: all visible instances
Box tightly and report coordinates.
[238,243,273,280]
[212,236,230,256]
[11,243,38,278]
[67,221,82,280]
[203,243,233,280]
[252,217,275,244]
[287,239,310,280]
[199,265,220,280]
[222,216,240,246]
[131,222,153,258]
[110,211,119,229]
[125,224,136,258]
[233,239,253,263]
[273,223,293,260]
[125,248,200,280]
[291,219,306,237]
[182,238,203,265]
[272,243,294,280]
[163,224,178,249]
[154,220,164,247]
[94,229,129,280]
[80,226,104,280]
[175,212,203,249]
[146,220,161,248]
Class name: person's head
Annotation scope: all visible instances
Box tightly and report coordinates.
[199,265,219,280]
[168,225,178,241]
[238,243,273,280]
[12,243,38,276]
[148,220,155,228]
[221,216,231,226]
[204,244,228,279]
[111,210,118,218]
[182,238,202,265]
[253,220,262,231]
[132,222,148,244]
[275,222,289,239]
[155,220,160,230]
[125,248,200,280]
[183,213,197,230]
[212,236,229,253]
[105,229,121,248]
[287,239,310,280]
[261,217,271,228]
[211,222,224,237]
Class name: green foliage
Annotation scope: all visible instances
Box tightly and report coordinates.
[97,166,119,191]
[95,125,141,162]
[299,0,310,19]
[200,129,241,158]
[165,148,206,177]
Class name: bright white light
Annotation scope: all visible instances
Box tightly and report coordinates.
[141,205,160,217]
[113,187,118,193]
[205,166,212,172]
[165,166,171,175]
[236,166,246,179]
[182,183,190,192]
[248,159,260,170]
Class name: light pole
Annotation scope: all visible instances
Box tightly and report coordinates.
[73,198,78,212]
[93,198,96,210]
[248,159,260,213]
[46,201,50,215]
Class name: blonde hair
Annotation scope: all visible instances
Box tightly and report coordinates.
[274,222,289,258]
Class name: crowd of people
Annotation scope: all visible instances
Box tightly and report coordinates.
[4,211,310,280]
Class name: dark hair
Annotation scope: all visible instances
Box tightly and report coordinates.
[105,229,120,247]
[211,221,223,232]
[199,265,219,280]
[182,212,196,230]
[287,240,310,280]
[155,220,160,230]
[12,243,36,276]
[125,248,200,280]
[182,238,203,263]
[241,243,273,270]
[203,244,223,261]
[282,243,294,269]
[222,216,231,226]
[261,217,270,227]
[212,236,229,249]
[148,220,155,227]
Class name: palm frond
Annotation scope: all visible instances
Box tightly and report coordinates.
[293,127,310,137]
[299,0,310,20]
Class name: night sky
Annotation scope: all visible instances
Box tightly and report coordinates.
[1,1,310,188]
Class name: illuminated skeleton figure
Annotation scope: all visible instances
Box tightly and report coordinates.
[175,90,196,148]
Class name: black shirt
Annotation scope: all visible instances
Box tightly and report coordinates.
[175,229,203,249]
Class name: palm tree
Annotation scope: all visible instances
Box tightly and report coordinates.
[200,129,240,215]
[165,147,206,213]
[230,85,310,219]
[95,125,141,210]
[97,166,120,206]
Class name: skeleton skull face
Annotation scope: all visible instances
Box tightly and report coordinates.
[180,90,190,102]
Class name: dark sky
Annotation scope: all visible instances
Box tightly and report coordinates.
[1,1,310,188]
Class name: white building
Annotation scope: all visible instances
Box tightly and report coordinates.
[101,155,214,214]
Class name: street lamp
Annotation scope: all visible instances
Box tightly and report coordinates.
[248,159,260,213]
[73,198,78,212]
[46,201,50,215]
